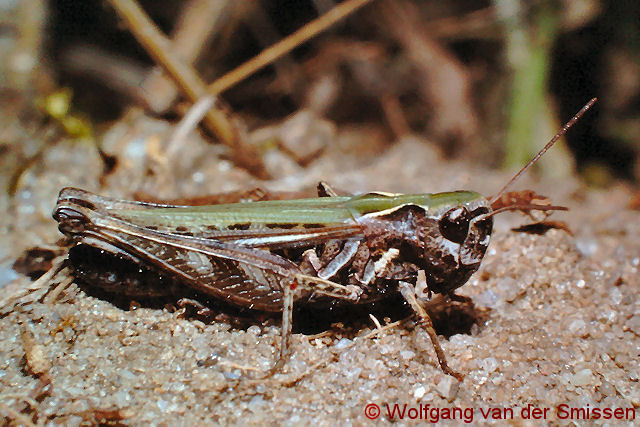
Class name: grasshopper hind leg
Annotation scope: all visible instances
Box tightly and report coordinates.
[265,275,361,377]
[399,281,463,381]
[265,279,295,377]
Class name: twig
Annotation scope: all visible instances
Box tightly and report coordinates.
[164,95,217,158]
[369,313,383,330]
[361,319,403,340]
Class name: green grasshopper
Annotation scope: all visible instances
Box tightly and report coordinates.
[53,99,596,379]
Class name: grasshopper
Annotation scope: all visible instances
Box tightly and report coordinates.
[53,99,596,379]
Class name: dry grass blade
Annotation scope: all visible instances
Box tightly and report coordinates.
[164,95,217,158]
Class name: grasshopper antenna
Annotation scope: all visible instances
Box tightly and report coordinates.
[489,98,597,205]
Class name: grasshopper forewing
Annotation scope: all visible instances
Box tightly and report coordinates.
[53,99,596,380]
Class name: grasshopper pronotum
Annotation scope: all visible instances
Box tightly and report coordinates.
[53,98,596,379]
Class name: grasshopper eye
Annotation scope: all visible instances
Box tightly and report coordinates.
[439,207,470,244]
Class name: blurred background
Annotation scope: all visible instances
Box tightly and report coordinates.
[1,0,639,197]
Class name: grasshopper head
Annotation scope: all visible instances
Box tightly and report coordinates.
[417,196,493,294]
[53,188,96,236]
[420,99,597,294]
[54,207,92,236]
[407,190,568,295]
[354,191,494,295]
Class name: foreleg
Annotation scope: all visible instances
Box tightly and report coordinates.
[398,281,463,381]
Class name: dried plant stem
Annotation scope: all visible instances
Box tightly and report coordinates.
[208,0,376,94]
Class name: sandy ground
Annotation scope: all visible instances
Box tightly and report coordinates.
[1,115,639,425]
